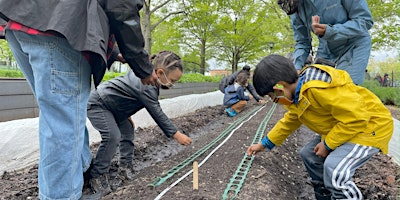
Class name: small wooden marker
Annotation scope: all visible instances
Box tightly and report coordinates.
[193,161,199,190]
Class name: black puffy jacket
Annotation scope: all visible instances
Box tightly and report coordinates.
[0,0,153,86]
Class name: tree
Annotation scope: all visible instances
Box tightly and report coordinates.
[367,0,399,50]
[175,0,219,74]
[142,0,184,54]
[0,40,15,69]
[213,0,292,72]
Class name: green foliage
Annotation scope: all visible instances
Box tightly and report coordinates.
[102,72,125,82]
[367,58,400,83]
[213,0,292,71]
[151,15,182,55]
[178,73,222,83]
[367,0,399,49]
[0,68,24,78]
[101,71,222,83]
[361,80,400,106]
[0,40,14,61]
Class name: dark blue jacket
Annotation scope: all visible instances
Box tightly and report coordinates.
[0,0,153,87]
[223,83,250,107]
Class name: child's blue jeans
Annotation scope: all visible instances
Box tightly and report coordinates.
[6,30,92,200]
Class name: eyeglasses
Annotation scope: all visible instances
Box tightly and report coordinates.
[271,84,293,105]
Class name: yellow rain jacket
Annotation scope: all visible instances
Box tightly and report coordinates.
[267,64,393,154]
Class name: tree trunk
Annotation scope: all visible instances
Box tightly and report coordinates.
[200,39,206,75]
[232,49,239,73]
[142,1,152,54]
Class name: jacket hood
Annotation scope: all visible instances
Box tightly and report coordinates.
[300,64,354,91]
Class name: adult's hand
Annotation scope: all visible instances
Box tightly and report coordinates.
[312,15,326,36]
[141,70,158,85]
[116,53,126,63]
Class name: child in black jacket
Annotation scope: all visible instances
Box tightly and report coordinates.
[86,51,192,197]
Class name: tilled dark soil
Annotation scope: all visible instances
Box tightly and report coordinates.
[0,102,398,200]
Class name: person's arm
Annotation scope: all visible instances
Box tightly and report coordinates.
[247,111,301,156]
[141,87,178,138]
[321,0,373,41]
[141,87,191,145]
[104,0,156,83]
[267,111,302,146]
[290,14,312,71]
[246,84,261,101]
[237,87,250,101]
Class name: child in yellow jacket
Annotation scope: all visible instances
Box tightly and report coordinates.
[247,54,393,200]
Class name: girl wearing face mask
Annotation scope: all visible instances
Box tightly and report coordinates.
[86,51,192,197]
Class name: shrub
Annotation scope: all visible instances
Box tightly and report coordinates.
[102,72,125,82]
[0,69,24,78]
[178,73,222,83]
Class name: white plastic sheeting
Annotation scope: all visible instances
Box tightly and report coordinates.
[0,90,399,173]
[0,91,224,173]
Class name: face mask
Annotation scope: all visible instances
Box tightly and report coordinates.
[272,84,293,105]
[277,0,299,15]
[158,71,174,89]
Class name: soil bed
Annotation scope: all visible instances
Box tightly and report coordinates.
[0,103,398,200]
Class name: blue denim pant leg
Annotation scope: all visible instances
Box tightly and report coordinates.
[6,30,92,200]
[336,36,371,85]
[87,96,121,178]
[118,119,135,166]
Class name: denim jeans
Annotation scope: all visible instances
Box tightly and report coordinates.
[87,91,135,177]
[300,135,378,199]
[6,30,92,200]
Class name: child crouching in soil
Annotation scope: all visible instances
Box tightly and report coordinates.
[86,51,192,198]
[247,54,393,200]
[223,73,253,117]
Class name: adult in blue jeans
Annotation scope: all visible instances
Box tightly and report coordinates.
[278,0,373,84]
[0,0,158,199]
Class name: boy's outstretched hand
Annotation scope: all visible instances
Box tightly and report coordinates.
[173,131,192,145]
[247,143,265,156]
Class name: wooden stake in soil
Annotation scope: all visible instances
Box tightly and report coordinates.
[193,161,198,190]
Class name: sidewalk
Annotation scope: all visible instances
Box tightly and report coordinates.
[0,91,224,173]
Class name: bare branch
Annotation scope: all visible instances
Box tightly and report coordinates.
[150,0,174,15]
[151,11,184,31]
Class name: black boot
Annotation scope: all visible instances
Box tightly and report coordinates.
[79,192,103,200]
[89,173,112,197]
[313,183,332,200]
[118,164,135,181]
